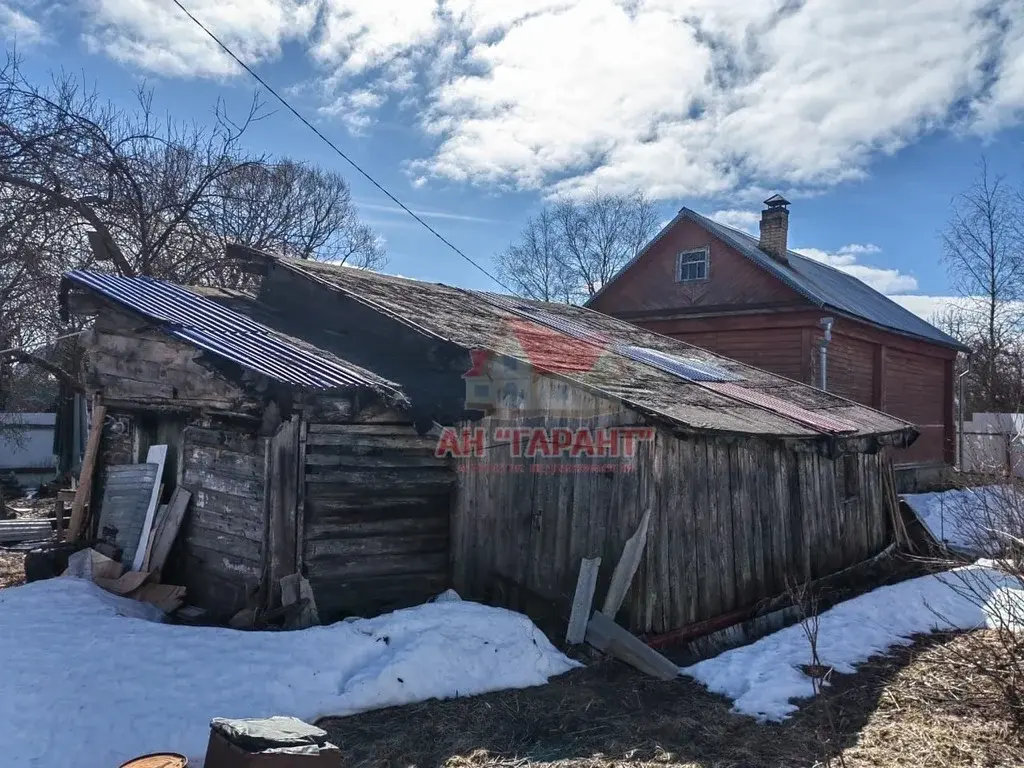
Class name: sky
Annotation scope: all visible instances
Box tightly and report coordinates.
[3,0,1024,323]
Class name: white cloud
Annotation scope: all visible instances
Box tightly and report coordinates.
[707,209,760,234]
[888,294,962,323]
[57,1,1024,199]
[80,0,318,78]
[356,200,497,223]
[795,243,919,294]
[1,1,46,44]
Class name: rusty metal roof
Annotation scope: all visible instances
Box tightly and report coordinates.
[65,270,402,394]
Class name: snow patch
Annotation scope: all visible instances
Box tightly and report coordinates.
[683,564,1023,721]
[0,577,577,767]
[903,485,1021,556]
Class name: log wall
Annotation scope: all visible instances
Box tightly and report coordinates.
[85,307,259,413]
[451,378,893,635]
[302,420,454,620]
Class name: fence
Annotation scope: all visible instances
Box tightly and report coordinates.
[960,412,1024,477]
[0,412,58,490]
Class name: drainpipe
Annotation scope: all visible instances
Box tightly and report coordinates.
[818,317,834,391]
[957,353,972,471]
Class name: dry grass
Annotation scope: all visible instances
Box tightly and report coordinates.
[321,631,1024,768]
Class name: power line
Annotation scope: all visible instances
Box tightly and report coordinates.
[170,0,513,293]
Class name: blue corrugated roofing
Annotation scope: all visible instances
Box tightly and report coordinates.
[590,208,967,351]
[65,270,398,392]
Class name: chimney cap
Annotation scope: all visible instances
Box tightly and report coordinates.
[763,194,790,209]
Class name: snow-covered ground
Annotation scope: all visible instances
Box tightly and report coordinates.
[684,563,1023,721]
[903,485,1021,556]
[0,578,577,767]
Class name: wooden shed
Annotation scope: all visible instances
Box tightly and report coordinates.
[60,270,454,621]
[209,249,918,638]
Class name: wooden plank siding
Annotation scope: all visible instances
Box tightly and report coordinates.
[587,217,805,315]
[632,312,955,466]
[451,375,893,635]
[85,307,260,414]
[301,422,454,621]
[176,425,268,617]
[663,327,807,388]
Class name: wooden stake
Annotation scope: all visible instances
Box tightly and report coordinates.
[566,557,601,644]
[601,508,652,618]
[68,396,106,542]
[147,488,191,574]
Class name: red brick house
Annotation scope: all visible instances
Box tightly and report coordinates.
[588,196,967,467]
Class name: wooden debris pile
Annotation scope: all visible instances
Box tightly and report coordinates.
[565,508,680,681]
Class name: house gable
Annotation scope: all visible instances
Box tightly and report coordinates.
[588,216,808,317]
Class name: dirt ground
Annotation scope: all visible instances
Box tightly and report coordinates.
[0,498,1019,768]
[322,631,1024,768]
[0,550,24,588]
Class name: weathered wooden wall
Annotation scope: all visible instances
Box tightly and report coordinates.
[302,418,454,621]
[84,306,260,414]
[176,425,268,616]
[451,378,893,635]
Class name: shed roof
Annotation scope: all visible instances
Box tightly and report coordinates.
[269,256,915,443]
[62,270,404,398]
[589,207,967,352]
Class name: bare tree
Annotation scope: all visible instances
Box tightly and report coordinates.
[0,55,264,282]
[210,160,385,270]
[0,53,388,402]
[498,189,659,304]
[942,159,1024,411]
[496,208,573,302]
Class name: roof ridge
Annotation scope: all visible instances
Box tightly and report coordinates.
[680,208,966,351]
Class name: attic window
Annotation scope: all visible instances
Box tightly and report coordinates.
[677,247,709,282]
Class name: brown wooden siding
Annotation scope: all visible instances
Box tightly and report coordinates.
[822,333,875,405]
[628,310,955,466]
[451,377,892,635]
[885,348,949,465]
[86,307,258,413]
[302,422,453,620]
[666,327,806,383]
[589,218,806,315]
[177,426,267,616]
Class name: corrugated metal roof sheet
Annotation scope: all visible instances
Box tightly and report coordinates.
[65,270,397,392]
[484,294,854,434]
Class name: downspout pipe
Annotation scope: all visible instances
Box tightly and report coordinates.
[818,317,834,391]
[957,353,972,471]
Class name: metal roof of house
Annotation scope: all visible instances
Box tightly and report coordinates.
[589,207,967,352]
[271,256,916,443]
[63,270,403,395]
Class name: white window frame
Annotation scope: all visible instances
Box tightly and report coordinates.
[676,246,710,283]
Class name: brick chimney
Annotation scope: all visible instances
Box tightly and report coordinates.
[759,194,790,264]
